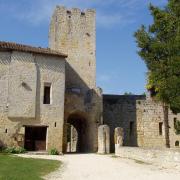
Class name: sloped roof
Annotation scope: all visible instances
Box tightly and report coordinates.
[0,41,67,58]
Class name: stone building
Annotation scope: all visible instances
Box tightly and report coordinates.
[103,94,180,152]
[0,6,179,153]
[0,42,66,152]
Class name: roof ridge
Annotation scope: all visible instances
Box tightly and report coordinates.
[0,41,67,58]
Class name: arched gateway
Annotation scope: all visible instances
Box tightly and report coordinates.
[66,113,88,153]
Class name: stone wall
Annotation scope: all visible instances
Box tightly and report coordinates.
[136,99,180,148]
[103,95,145,152]
[0,51,65,152]
[103,94,180,151]
[115,147,180,168]
[8,52,37,118]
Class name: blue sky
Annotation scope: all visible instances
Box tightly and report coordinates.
[0,0,167,94]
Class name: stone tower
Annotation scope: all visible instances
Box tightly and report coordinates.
[49,6,103,153]
[49,6,96,89]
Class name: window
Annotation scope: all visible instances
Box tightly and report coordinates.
[159,122,163,136]
[129,122,134,136]
[175,141,179,147]
[174,117,177,128]
[43,83,51,104]
[71,88,81,94]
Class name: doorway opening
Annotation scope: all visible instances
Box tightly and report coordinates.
[24,126,47,151]
[66,113,87,153]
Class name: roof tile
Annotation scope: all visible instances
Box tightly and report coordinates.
[0,41,67,58]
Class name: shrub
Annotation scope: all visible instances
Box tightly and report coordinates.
[4,147,16,154]
[4,147,26,154]
[15,147,26,154]
[0,146,5,153]
[49,148,59,155]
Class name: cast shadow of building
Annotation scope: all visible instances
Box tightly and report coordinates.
[103,95,146,153]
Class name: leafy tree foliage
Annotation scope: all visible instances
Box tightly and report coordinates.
[134,0,180,147]
[124,92,134,95]
[134,0,180,113]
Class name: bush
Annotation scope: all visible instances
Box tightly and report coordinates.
[15,147,26,154]
[4,147,26,154]
[0,146,5,153]
[49,148,59,155]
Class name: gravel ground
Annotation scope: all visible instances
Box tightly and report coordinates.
[18,153,180,180]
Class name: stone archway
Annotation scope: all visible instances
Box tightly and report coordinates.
[66,113,88,153]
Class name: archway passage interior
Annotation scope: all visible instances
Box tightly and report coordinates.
[66,113,87,153]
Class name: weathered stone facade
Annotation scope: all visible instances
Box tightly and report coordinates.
[136,99,180,148]
[0,49,66,152]
[103,94,180,152]
[49,6,103,153]
[103,95,146,152]
[0,5,179,154]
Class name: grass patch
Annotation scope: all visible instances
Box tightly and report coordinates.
[0,153,61,180]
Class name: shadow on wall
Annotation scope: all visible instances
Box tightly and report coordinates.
[63,62,103,153]
[103,95,146,153]
[0,140,6,149]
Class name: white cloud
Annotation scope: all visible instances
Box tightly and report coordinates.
[0,0,167,27]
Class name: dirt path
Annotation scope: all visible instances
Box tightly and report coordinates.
[19,154,180,180]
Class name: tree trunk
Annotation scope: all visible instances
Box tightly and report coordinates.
[163,103,170,148]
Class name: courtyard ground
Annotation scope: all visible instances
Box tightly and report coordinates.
[19,153,180,180]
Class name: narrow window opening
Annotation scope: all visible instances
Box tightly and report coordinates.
[54,122,57,127]
[174,117,177,128]
[71,88,81,94]
[86,33,90,37]
[43,83,51,104]
[5,129,7,133]
[175,141,179,147]
[159,122,163,135]
[81,12,85,16]
[129,122,134,136]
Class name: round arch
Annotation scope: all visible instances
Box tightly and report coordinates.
[66,112,88,153]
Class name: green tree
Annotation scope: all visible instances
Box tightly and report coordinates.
[124,92,134,95]
[134,0,180,148]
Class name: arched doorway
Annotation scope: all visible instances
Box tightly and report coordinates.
[66,113,87,153]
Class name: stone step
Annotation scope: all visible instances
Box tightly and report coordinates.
[26,151,48,155]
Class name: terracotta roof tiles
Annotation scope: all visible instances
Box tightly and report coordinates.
[0,41,67,58]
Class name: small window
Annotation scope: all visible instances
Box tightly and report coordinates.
[71,88,81,94]
[159,122,163,136]
[174,117,177,128]
[43,83,51,104]
[129,122,134,136]
[175,141,179,147]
